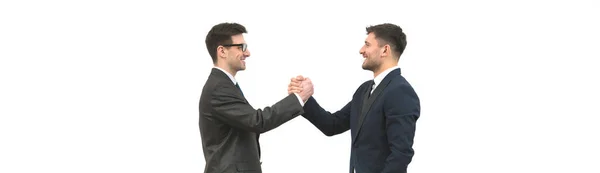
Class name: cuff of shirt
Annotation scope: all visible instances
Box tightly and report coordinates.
[293,93,305,107]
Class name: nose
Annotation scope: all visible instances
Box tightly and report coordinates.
[244,49,251,57]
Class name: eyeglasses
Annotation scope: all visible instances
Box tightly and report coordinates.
[222,43,247,52]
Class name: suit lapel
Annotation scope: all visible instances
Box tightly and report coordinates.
[210,68,247,102]
[352,69,400,145]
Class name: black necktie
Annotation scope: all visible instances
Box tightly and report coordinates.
[366,80,374,98]
[235,83,244,97]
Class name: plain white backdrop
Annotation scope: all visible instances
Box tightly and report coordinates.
[1,0,599,172]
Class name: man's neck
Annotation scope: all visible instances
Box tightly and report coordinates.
[215,64,236,77]
[372,62,398,78]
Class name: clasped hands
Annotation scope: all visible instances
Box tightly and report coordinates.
[287,75,313,102]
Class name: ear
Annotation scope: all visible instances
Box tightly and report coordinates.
[217,46,227,58]
[381,44,391,57]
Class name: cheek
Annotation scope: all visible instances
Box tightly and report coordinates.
[228,53,240,61]
[366,48,377,57]
[372,48,382,56]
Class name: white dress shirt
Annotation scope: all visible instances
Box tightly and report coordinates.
[213,67,305,106]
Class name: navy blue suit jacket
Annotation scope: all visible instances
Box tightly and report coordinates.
[302,68,420,173]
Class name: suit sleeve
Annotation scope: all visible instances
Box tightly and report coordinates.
[210,82,305,133]
[381,84,420,173]
[301,96,351,136]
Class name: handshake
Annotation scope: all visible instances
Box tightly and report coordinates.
[287,75,314,102]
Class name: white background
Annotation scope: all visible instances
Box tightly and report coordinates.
[1,0,599,172]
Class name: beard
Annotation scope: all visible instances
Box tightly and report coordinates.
[362,58,379,71]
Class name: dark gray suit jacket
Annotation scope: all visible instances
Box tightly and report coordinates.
[199,68,304,173]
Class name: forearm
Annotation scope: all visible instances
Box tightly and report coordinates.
[212,91,304,133]
[302,97,350,136]
[293,93,306,106]
[255,94,305,133]
[381,113,417,173]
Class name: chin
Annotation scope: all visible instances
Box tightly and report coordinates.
[362,63,370,70]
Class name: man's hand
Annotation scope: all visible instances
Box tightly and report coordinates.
[288,75,304,94]
[288,75,313,102]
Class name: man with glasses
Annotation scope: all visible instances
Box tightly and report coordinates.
[198,22,314,173]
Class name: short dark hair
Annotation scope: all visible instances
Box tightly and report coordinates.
[205,22,247,64]
[366,23,407,59]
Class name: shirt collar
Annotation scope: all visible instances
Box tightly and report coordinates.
[373,66,400,87]
[213,67,237,85]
